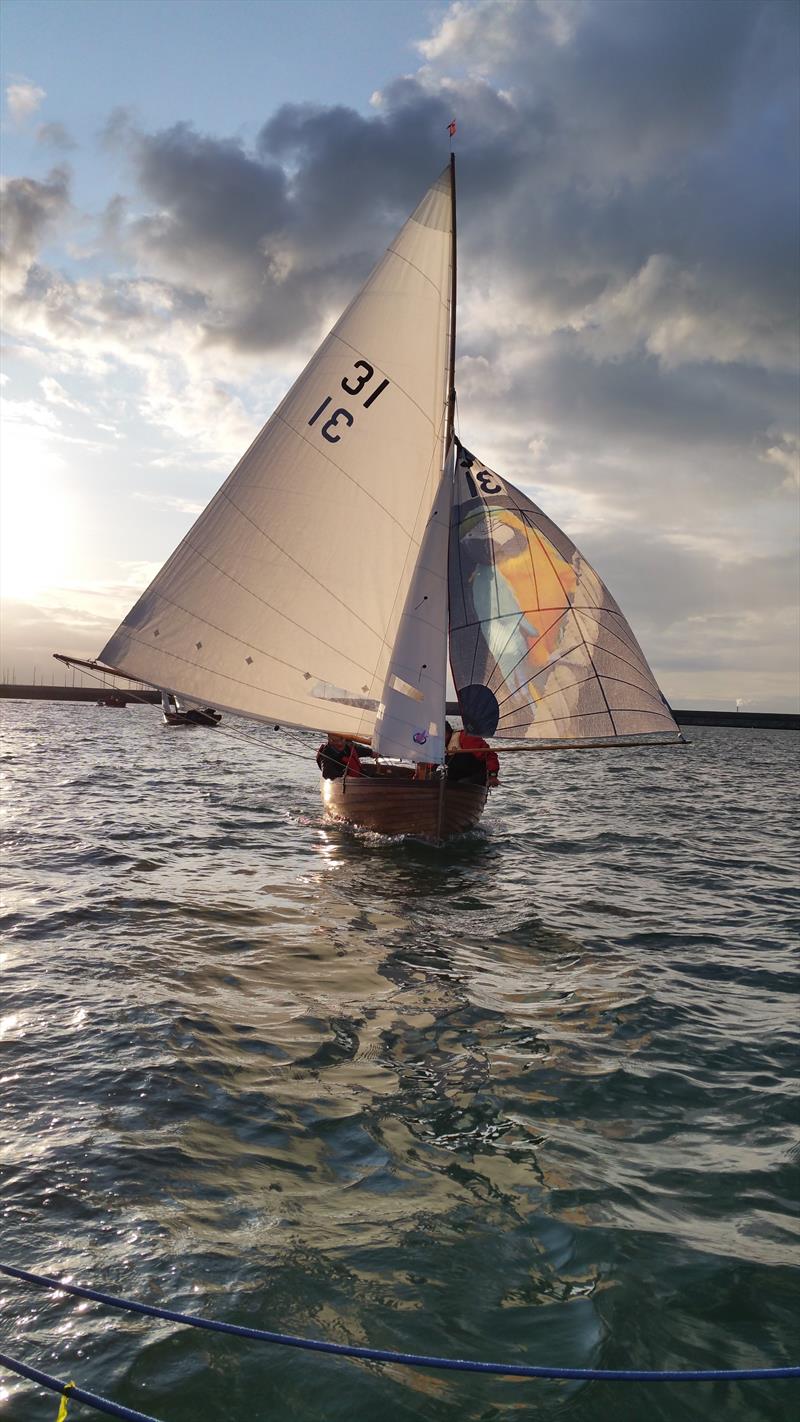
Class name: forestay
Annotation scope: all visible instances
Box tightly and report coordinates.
[101,169,454,737]
[448,445,680,742]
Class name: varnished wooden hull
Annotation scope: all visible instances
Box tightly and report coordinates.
[321,773,487,840]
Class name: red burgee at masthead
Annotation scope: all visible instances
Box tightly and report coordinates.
[448,119,457,137]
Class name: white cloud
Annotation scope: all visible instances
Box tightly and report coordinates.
[761,435,800,492]
[40,376,90,414]
[6,80,46,123]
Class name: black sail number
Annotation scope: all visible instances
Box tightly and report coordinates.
[341,360,373,396]
[464,466,506,498]
[308,360,390,445]
[321,407,353,444]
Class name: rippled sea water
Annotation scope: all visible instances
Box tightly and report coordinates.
[1,700,798,1422]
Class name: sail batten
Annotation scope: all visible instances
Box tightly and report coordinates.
[448,445,679,743]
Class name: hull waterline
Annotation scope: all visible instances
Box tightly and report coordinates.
[321,774,487,841]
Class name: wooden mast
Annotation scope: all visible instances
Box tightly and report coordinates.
[445,151,457,452]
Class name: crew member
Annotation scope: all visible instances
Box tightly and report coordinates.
[316,733,375,779]
[444,722,499,787]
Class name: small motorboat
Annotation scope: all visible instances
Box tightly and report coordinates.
[96,692,127,707]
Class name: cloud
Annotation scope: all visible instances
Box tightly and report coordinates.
[1,0,797,703]
[6,80,46,123]
[36,121,77,152]
[0,166,71,297]
[40,376,90,413]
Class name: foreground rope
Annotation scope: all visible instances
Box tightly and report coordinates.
[0,1352,159,1422]
[2,1263,798,1383]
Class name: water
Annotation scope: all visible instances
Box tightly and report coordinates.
[1,700,798,1421]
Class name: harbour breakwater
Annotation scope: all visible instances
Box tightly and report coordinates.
[0,684,797,729]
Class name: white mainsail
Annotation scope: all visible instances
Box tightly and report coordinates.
[372,443,455,763]
[101,169,454,738]
[448,446,680,742]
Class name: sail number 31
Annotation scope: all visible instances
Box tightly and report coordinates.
[308,361,390,444]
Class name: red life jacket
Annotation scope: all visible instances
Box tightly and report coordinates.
[447,730,499,776]
[345,745,364,776]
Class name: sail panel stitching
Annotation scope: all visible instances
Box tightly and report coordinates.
[215,493,388,640]
[107,632,377,722]
[498,705,678,731]
[494,637,586,711]
[386,243,449,303]
[487,610,574,708]
[329,332,440,432]
[525,526,618,735]
[161,546,380,679]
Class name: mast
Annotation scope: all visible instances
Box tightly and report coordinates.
[445,152,457,452]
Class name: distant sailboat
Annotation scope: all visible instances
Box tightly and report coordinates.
[56,157,680,840]
[160,690,221,728]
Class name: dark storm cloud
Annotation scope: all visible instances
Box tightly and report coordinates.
[0,165,70,292]
[5,1,797,429]
[132,122,289,274]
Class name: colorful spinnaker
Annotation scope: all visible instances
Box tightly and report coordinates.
[448,444,679,743]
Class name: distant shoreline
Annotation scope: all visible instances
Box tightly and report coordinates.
[1,684,797,730]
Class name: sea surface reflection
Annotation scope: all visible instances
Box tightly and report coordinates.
[1,701,798,1421]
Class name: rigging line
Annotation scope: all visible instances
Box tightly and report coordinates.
[51,658,319,766]
[1,1270,797,1382]
[0,1354,160,1422]
[489,735,686,752]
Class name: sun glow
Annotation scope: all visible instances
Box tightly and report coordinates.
[0,421,75,599]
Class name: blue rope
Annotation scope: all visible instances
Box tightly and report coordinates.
[0,1350,160,1422]
[2,1263,798,1383]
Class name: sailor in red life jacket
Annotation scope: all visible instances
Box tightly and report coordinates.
[444,722,499,787]
[316,732,375,779]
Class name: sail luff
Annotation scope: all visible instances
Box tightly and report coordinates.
[445,152,457,453]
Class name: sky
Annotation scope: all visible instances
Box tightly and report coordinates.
[1,0,798,710]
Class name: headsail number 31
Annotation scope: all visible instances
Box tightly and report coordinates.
[308,361,390,444]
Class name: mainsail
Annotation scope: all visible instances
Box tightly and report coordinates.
[448,445,679,742]
[101,169,454,738]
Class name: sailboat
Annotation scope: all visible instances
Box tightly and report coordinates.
[159,689,222,727]
[55,157,681,841]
